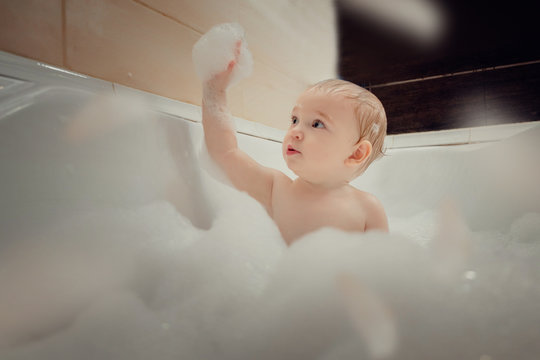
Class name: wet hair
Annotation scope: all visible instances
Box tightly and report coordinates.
[306,79,387,176]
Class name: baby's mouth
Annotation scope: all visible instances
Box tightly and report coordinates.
[286,145,301,155]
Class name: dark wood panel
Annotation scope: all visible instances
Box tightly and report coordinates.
[484,64,540,125]
[371,63,540,134]
[337,0,540,85]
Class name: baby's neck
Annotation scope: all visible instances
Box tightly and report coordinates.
[293,177,351,195]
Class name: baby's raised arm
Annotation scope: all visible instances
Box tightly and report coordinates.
[201,41,277,213]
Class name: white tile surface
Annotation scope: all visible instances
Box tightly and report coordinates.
[113,81,286,142]
[391,127,471,149]
[469,122,540,143]
[0,51,114,94]
[112,82,202,122]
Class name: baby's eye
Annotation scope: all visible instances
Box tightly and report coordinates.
[312,120,325,129]
[291,116,298,125]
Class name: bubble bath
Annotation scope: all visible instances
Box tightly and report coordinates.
[192,22,253,87]
[1,53,540,359]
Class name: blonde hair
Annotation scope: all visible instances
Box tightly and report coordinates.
[306,79,387,175]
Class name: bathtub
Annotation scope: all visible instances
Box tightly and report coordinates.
[1,51,539,359]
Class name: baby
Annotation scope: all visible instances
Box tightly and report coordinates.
[202,43,388,245]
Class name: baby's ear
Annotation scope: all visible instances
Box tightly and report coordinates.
[346,140,372,167]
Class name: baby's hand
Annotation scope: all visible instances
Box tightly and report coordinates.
[193,23,253,89]
[205,40,242,92]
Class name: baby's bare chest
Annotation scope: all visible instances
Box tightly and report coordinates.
[271,186,367,243]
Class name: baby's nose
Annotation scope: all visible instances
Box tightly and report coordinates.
[290,128,303,140]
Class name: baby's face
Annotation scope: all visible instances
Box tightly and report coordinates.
[282,90,360,184]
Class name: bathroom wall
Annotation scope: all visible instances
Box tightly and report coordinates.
[335,0,540,134]
[0,0,337,130]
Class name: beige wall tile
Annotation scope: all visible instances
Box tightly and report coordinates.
[240,60,305,130]
[1,0,336,130]
[141,0,337,84]
[0,0,63,66]
[238,0,337,84]
[65,0,202,106]
[139,0,337,129]
[139,0,242,33]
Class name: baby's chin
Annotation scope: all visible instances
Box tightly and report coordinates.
[290,165,353,186]
[286,167,322,184]
[283,155,340,183]
[284,162,299,177]
[283,160,303,179]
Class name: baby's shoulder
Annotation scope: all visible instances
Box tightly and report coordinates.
[273,170,293,183]
[349,187,380,206]
[349,187,388,232]
[270,171,293,192]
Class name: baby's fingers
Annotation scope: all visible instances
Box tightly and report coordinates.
[227,59,236,72]
[226,40,242,72]
[204,39,242,90]
[233,39,242,60]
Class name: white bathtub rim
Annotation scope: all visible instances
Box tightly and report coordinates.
[1,50,538,149]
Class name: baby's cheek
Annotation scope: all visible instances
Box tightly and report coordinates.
[313,152,338,173]
[317,144,341,162]
[307,139,328,157]
[310,147,328,161]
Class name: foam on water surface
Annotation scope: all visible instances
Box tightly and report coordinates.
[192,23,253,87]
[1,171,539,359]
[0,188,285,359]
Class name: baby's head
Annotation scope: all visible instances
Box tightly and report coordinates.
[283,79,387,185]
[307,79,387,169]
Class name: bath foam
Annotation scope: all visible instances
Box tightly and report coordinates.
[0,181,286,359]
[192,23,253,87]
[0,202,197,351]
[1,189,539,359]
[218,210,540,360]
[1,85,539,358]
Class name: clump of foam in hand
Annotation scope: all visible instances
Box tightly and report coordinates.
[192,23,253,87]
